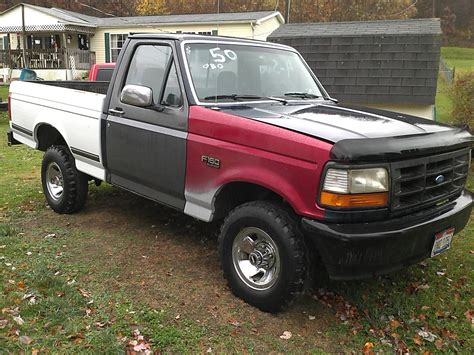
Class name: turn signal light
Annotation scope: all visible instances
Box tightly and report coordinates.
[320,191,388,208]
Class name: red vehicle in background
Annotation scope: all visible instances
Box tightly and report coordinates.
[88,63,115,81]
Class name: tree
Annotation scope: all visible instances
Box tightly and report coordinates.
[288,0,417,23]
[134,0,418,21]
[0,0,137,17]
[440,6,456,42]
[136,0,167,15]
[135,0,277,16]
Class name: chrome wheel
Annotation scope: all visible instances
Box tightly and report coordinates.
[46,162,64,201]
[232,227,281,290]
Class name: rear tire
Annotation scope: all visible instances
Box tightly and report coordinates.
[41,145,88,214]
[218,201,306,312]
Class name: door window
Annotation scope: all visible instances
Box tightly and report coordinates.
[124,45,172,104]
[124,44,182,108]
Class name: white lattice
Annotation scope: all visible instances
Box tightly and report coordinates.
[0,24,95,34]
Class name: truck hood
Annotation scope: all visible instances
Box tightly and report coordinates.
[220,102,452,141]
[219,102,473,161]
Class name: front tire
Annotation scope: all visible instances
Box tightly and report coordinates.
[219,201,306,312]
[41,145,88,214]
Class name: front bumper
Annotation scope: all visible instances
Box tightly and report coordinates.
[302,190,472,280]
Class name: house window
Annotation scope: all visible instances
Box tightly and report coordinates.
[110,34,128,62]
[0,37,4,50]
[176,30,217,36]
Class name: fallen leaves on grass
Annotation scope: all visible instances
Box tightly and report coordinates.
[313,289,359,322]
[22,292,37,305]
[126,329,153,354]
[407,282,430,294]
[78,288,91,298]
[389,319,401,329]
[435,338,444,350]
[12,315,24,326]
[362,341,374,354]
[464,309,473,324]
[95,321,110,329]
[67,333,85,344]
[435,310,449,319]
[417,329,438,342]
[413,334,423,345]
[19,335,32,344]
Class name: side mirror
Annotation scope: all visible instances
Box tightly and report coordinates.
[120,84,153,107]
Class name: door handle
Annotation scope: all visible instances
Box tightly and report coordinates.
[108,108,124,116]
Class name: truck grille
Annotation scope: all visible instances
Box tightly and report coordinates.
[391,148,470,215]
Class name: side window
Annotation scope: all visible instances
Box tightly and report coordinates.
[161,61,183,108]
[124,45,172,104]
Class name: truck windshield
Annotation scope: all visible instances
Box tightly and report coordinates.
[184,43,324,102]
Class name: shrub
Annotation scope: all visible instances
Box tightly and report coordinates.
[450,72,474,129]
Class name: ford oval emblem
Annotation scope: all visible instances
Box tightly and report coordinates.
[435,175,445,184]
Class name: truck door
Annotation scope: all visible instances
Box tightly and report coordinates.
[105,40,188,210]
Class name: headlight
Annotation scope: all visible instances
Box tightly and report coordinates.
[320,167,389,208]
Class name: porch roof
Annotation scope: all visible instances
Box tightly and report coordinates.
[0,3,96,34]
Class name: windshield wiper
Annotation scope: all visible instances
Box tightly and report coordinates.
[203,94,287,105]
[284,92,321,99]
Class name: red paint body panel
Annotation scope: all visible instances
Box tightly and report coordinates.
[185,105,333,220]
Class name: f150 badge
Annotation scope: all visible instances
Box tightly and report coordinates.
[202,155,220,168]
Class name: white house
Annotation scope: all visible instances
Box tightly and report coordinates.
[0,3,284,80]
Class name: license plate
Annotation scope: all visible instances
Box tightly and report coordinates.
[431,227,455,257]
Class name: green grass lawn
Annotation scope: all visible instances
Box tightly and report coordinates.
[440,47,474,74]
[0,85,8,102]
[436,47,474,123]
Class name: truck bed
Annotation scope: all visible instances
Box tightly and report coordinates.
[9,80,106,180]
[38,80,110,95]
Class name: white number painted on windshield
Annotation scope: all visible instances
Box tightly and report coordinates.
[209,48,226,63]
[203,63,224,70]
[223,49,237,61]
[209,48,238,63]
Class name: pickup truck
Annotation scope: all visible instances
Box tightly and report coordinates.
[7,34,473,312]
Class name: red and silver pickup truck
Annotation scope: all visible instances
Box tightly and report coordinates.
[7,34,473,312]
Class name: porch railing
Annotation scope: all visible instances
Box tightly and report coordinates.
[0,49,96,70]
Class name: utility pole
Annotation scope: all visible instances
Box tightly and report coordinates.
[285,0,292,23]
[21,4,27,68]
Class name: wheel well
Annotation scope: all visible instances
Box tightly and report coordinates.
[213,182,293,221]
[36,124,66,151]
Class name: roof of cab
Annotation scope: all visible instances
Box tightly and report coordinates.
[127,33,293,50]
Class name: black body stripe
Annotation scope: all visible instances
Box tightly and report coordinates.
[70,147,100,162]
[11,123,33,136]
